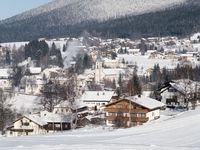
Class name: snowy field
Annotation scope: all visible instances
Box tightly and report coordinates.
[1,108,200,150]
[117,54,178,75]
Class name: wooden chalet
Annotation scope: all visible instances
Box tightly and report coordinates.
[105,95,165,128]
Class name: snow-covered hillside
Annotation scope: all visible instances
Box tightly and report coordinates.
[1,108,200,149]
[1,0,186,25]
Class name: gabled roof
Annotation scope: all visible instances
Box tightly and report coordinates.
[81,91,114,102]
[170,79,200,95]
[13,115,47,127]
[13,112,74,127]
[160,79,200,95]
[40,111,74,123]
[25,115,47,126]
[126,96,165,110]
[106,95,165,110]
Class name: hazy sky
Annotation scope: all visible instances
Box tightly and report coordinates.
[0,0,52,20]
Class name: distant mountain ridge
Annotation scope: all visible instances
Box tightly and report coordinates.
[1,0,185,24]
[0,0,200,42]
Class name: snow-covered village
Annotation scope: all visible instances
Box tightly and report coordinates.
[0,0,200,149]
[0,33,199,149]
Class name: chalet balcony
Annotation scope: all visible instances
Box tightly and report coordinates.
[105,108,148,113]
[10,128,34,132]
[106,115,149,123]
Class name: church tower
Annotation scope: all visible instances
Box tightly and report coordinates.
[95,51,103,83]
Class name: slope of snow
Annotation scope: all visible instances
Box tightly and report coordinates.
[1,0,186,25]
[117,54,178,75]
[1,108,200,149]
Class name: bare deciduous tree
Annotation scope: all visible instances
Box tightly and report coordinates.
[40,72,77,112]
[0,88,15,134]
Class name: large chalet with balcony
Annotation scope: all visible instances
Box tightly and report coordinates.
[105,95,165,128]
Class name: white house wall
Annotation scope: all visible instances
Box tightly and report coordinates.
[84,101,108,109]
[146,109,160,121]
[8,118,47,137]
[161,90,185,106]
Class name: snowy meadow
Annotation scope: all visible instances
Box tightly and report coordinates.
[1,108,200,150]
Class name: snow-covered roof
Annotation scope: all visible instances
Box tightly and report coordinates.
[19,111,74,126]
[0,68,10,78]
[190,33,200,41]
[81,91,114,102]
[40,111,73,123]
[170,79,200,95]
[29,67,42,74]
[126,95,165,110]
[25,114,47,126]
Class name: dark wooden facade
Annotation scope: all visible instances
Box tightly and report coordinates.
[105,99,149,128]
[46,122,71,131]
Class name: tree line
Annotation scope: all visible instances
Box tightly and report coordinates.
[0,3,200,42]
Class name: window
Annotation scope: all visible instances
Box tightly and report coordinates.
[108,112,113,116]
[141,113,146,117]
[55,124,61,128]
[22,122,29,126]
[137,113,146,117]
[131,113,137,117]
[65,124,69,128]
[117,112,123,116]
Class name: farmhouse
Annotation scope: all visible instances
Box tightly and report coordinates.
[6,115,47,137]
[7,112,75,137]
[105,95,165,128]
[159,79,200,108]
[80,91,115,110]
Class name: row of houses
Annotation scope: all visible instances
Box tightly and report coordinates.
[6,91,165,136]
[6,77,200,137]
